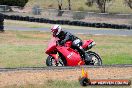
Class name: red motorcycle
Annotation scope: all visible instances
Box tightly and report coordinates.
[45,37,102,66]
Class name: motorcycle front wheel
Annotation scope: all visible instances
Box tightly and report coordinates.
[46,56,65,66]
[86,51,102,66]
[46,56,57,66]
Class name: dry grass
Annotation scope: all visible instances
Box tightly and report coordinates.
[0,67,132,88]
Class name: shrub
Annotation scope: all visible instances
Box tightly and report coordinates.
[72,12,86,20]
[78,7,85,11]
[0,0,28,7]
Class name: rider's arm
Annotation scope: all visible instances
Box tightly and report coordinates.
[60,32,71,45]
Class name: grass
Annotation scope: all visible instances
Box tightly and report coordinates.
[80,34,132,65]
[0,44,45,67]
[0,30,132,68]
[0,30,50,67]
[27,0,132,14]
[3,80,132,88]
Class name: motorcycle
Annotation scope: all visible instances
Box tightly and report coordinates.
[45,37,102,66]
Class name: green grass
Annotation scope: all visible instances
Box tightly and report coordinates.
[27,0,132,14]
[0,30,132,67]
[3,80,132,88]
[0,44,45,67]
[0,31,51,67]
[79,34,132,65]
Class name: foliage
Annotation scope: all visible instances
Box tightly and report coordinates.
[86,0,94,7]
[57,0,71,10]
[78,7,85,11]
[0,0,28,7]
[125,0,132,9]
[86,0,113,13]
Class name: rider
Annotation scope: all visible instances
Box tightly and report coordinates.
[51,25,91,62]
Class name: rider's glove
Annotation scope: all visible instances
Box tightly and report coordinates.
[60,40,65,45]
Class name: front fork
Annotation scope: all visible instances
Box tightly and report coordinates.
[49,53,64,66]
[49,54,59,65]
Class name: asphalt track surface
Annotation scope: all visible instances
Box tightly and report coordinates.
[0,65,132,72]
[5,25,132,36]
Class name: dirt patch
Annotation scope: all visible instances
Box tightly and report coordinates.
[0,67,131,87]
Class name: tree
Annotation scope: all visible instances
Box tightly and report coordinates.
[125,0,132,9]
[86,0,113,13]
[57,0,64,16]
[57,0,63,10]
[68,0,71,10]
[57,0,72,10]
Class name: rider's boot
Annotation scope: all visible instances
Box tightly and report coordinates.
[79,46,92,62]
[84,53,92,62]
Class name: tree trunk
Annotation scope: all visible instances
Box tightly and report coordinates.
[57,0,64,16]
[57,0,62,10]
[103,0,106,13]
[97,0,106,13]
[68,0,71,10]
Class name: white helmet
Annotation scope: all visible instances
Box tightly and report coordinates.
[51,25,62,37]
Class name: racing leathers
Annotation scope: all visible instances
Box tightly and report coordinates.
[56,30,91,62]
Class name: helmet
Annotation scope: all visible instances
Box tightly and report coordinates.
[51,25,62,37]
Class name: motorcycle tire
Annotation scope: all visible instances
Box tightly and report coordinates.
[86,51,102,66]
[46,55,66,66]
[46,56,56,66]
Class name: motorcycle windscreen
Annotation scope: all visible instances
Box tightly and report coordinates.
[57,46,84,66]
[45,37,59,54]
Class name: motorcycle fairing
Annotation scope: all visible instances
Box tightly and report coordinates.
[82,39,94,49]
[57,46,84,66]
[49,54,59,62]
[45,37,59,54]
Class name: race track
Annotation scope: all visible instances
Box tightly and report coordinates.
[0,65,132,72]
[5,25,132,36]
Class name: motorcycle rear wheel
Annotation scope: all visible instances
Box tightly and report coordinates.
[86,51,102,66]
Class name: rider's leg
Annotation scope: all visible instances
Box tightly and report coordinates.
[78,46,92,62]
[72,39,92,62]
